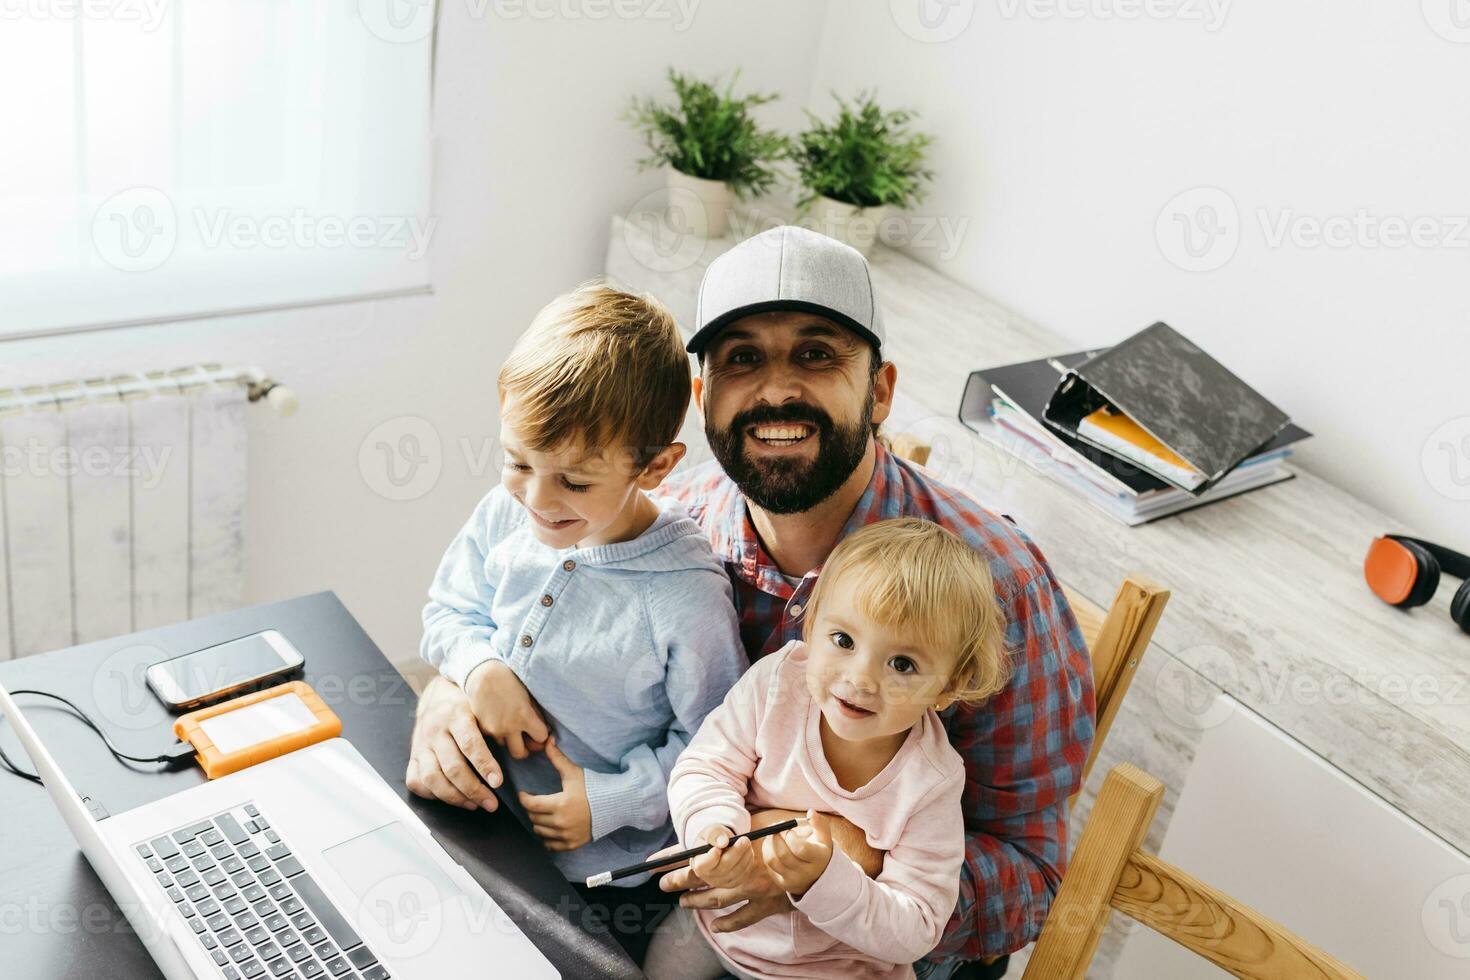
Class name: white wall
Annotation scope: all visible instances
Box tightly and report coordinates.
[0,0,828,673]
[808,0,1470,544]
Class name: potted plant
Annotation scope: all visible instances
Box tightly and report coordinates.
[794,92,934,255]
[627,69,788,238]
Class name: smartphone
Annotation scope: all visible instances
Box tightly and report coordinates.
[145,629,305,711]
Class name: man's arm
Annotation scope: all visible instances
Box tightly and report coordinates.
[927,569,1095,961]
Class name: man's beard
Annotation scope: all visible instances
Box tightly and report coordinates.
[706,393,874,515]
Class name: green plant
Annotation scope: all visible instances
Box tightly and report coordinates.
[626,69,788,199]
[795,93,934,211]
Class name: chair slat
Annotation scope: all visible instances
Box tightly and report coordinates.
[1079,575,1169,787]
[1113,851,1367,980]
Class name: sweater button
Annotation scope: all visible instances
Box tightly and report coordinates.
[540,594,553,607]
[789,603,803,618]
[520,634,533,647]
[562,560,576,572]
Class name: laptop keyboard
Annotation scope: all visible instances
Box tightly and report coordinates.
[134,803,389,980]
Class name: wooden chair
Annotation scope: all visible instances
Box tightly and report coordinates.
[1062,577,1168,798]
[1023,763,1365,979]
[881,435,1171,793]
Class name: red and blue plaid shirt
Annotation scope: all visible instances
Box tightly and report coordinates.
[663,442,1095,960]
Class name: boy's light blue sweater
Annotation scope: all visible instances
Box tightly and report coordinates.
[421,484,747,885]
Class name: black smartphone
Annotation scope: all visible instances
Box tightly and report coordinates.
[144,629,305,711]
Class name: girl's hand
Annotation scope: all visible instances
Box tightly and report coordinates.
[518,738,592,851]
[690,825,756,890]
[762,810,833,899]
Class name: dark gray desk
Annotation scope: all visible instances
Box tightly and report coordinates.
[0,592,643,980]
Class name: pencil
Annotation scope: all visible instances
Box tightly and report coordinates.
[583,818,802,888]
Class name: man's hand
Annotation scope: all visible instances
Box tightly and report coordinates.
[465,661,549,759]
[654,826,794,933]
[762,811,833,899]
[405,676,502,811]
[518,738,592,852]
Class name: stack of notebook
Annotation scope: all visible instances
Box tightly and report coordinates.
[959,326,1311,526]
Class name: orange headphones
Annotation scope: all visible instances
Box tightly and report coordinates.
[1364,535,1470,634]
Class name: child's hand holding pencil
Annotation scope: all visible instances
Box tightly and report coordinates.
[691,825,757,889]
[762,810,833,899]
[583,817,804,888]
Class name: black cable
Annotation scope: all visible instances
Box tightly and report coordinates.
[0,689,196,783]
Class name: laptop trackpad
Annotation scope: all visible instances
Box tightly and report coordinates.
[322,821,464,930]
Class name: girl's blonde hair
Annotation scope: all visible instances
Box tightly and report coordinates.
[497,281,690,470]
[803,518,1011,706]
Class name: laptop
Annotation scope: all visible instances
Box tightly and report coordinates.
[0,681,559,980]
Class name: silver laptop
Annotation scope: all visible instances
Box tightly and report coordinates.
[0,681,559,980]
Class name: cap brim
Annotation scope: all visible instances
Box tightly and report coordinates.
[686,299,882,356]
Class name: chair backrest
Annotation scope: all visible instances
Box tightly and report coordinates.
[1061,577,1169,792]
[1023,764,1365,980]
[881,435,1170,794]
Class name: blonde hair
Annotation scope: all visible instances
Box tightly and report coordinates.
[498,282,690,470]
[803,518,1010,706]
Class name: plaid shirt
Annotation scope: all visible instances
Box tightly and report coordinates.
[662,443,1095,960]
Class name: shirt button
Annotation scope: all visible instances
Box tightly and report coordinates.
[520,634,533,647]
[562,560,576,572]
[789,604,804,618]
[540,594,553,607]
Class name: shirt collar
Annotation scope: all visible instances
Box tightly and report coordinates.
[712,441,899,597]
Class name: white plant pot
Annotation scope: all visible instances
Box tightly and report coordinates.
[801,194,890,256]
[665,169,734,239]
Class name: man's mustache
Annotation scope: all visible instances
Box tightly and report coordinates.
[728,403,834,433]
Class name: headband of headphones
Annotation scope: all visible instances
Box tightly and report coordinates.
[1385,535,1470,580]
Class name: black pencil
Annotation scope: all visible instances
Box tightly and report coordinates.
[584,818,802,887]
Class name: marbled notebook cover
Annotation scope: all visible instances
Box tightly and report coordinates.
[1042,322,1291,493]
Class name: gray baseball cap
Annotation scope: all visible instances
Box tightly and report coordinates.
[687,225,885,356]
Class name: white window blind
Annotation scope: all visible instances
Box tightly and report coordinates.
[0,0,436,338]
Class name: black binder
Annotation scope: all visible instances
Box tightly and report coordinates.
[1041,323,1292,494]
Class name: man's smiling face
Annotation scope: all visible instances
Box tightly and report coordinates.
[694,311,895,514]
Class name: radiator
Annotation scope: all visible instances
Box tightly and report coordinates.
[0,366,289,659]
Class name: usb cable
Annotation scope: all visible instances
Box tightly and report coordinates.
[0,689,195,783]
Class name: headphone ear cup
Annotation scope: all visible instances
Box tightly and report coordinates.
[1400,540,1441,608]
[1452,579,1470,635]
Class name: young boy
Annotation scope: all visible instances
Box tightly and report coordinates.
[418,283,747,958]
[644,518,1011,980]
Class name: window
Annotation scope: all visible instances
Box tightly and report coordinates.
[0,0,436,337]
